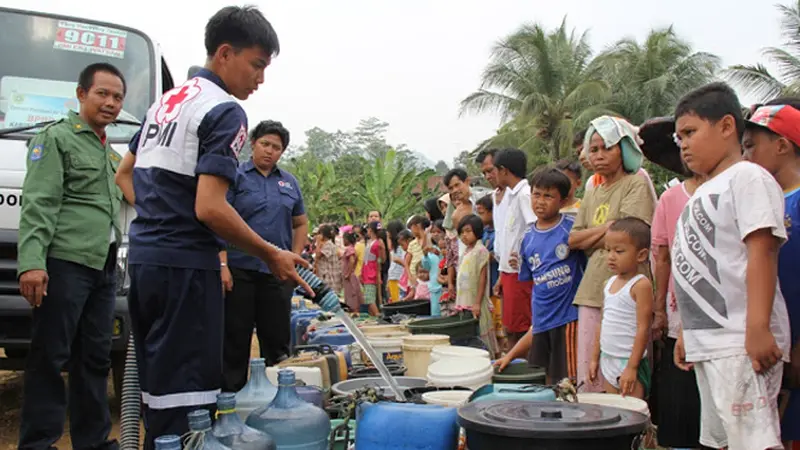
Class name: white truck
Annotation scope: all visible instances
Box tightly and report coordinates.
[0,6,176,397]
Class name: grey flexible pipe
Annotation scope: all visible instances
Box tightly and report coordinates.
[119,333,141,449]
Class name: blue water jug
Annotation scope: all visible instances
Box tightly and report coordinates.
[245,369,330,450]
[291,312,319,348]
[307,328,354,346]
[212,393,276,450]
[469,383,557,403]
[356,402,459,450]
[185,410,231,450]
[236,358,278,421]
[154,435,181,450]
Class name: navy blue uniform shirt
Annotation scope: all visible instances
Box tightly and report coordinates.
[226,160,305,273]
[128,69,247,270]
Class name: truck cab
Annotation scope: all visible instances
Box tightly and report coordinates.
[0,7,174,394]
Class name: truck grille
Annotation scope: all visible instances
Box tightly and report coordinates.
[0,232,18,296]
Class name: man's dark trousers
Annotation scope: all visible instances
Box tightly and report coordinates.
[19,248,118,450]
[222,267,294,392]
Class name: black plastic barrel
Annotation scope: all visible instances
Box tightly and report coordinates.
[458,400,648,450]
[381,299,431,318]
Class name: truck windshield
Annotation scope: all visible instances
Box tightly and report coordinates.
[0,9,153,141]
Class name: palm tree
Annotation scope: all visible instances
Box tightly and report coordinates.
[460,18,614,160]
[592,27,720,124]
[353,149,436,221]
[725,1,800,101]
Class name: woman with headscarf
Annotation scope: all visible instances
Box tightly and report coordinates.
[568,116,656,393]
[424,197,445,222]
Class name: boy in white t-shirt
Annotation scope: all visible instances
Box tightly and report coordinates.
[672,82,791,450]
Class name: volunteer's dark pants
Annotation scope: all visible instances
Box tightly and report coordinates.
[222,267,294,392]
[19,249,118,450]
[128,264,223,450]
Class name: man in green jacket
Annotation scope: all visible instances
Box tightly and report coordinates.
[16,62,126,450]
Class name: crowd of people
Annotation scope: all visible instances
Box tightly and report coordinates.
[10,3,799,450]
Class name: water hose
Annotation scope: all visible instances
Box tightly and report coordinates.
[120,333,141,449]
[117,265,336,450]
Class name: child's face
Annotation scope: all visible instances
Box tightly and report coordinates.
[562,169,581,199]
[476,204,493,226]
[417,268,430,282]
[531,186,565,221]
[430,226,444,244]
[605,230,648,275]
[410,223,424,236]
[399,237,410,251]
[675,112,739,177]
[587,132,623,178]
[459,224,478,246]
[743,128,786,176]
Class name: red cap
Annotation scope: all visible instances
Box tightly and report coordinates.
[746,104,800,148]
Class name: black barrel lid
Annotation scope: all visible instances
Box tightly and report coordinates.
[457,400,648,439]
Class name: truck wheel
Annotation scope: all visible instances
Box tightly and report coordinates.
[111,349,126,407]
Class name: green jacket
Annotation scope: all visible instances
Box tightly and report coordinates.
[17,111,123,275]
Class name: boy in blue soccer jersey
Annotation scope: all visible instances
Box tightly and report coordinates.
[743,98,800,449]
[495,168,586,384]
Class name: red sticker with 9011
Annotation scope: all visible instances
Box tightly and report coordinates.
[53,20,128,59]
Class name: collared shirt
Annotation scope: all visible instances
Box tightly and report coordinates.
[128,68,247,270]
[18,111,122,274]
[498,179,536,273]
[226,160,305,273]
[492,187,509,272]
[442,189,481,231]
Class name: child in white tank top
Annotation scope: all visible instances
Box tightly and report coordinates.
[589,217,654,399]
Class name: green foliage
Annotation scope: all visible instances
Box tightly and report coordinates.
[725,1,800,102]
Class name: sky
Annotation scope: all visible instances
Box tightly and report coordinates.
[2,0,786,165]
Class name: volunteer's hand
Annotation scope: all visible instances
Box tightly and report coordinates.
[473,305,481,319]
[588,357,599,383]
[674,332,693,371]
[619,366,637,397]
[746,326,783,373]
[221,266,233,292]
[652,310,667,341]
[494,355,512,372]
[19,270,48,308]
[509,252,520,271]
[267,249,314,297]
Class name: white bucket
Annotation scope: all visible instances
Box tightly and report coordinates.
[430,345,490,363]
[402,334,451,378]
[266,366,323,388]
[427,357,494,390]
[359,324,407,336]
[421,390,473,407]
[577,393,650,417]
[364,333,409,366]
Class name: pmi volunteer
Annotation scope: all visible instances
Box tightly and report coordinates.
[17,63,127,450]
[114,6,313,447]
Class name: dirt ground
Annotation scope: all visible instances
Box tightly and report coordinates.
[0,339,261,449]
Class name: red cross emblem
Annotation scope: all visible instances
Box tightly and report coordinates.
[155,79,202,124]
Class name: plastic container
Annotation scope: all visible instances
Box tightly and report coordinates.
[359,324,407,336]
[329,419,356,450]
[422,390,473,407]
[246,370,331,450]
[363,333,408,366]
[402,386,473,403]
[348,364,407,379]
[458,400,649,449]
[236,358,278,421]
[381,299,431,318]
[296,385,325,408]
[186,410,231,450]
[577,393,650,417]
[356,402,459,450]
[430,345,490,363]
[307,328,355,346]
[427,357,493,390]
[154,435,181,450]
[212,393,276,450]
[291,311,320,348]
[401,334,450,378]
[469,383,557,403]
[407,313,479,341]
[331,376,428,399]
[267,366,323,388]
[492,361,546,384]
